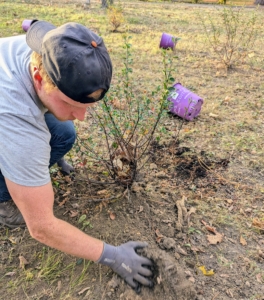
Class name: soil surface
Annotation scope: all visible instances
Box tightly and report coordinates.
[1,142,264,300]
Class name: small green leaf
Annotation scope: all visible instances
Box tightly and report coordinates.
[76,258,83,265]
[78,215,87,224]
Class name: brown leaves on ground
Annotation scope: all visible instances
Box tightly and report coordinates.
[97,189,110,196]
[69,210,79,218]
[19,255,29,269]
[201,220,224,245]
[110,139,136,181]
[109,211,116,220]
[252,218,264,231]
[207,233,224,245]
[58,197,69,207]
[111,98,128,110]
[155,229,164,243]
[240,236,247,246]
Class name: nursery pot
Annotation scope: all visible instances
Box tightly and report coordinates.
[167,83,204,121]
[22,19,38,32]
[159,32,178,50]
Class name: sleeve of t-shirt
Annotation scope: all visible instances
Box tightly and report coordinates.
[0,113,51,186]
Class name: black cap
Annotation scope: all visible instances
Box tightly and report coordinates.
[26,21,112,103]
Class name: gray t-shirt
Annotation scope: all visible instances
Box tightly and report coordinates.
[0,35,51,186]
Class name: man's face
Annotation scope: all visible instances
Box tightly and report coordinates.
[38,86,98,121]
[32,67,102,121]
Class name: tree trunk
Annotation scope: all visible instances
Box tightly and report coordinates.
[102,0,114,8]
[255,0,264,4]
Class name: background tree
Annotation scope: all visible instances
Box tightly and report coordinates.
[102,0,114,8]
[255,0,264,4]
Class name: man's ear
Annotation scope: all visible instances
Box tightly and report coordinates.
[32,67,43,90]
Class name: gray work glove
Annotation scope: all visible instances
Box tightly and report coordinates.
[97,241,153,290]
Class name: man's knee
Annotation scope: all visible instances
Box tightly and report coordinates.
[62,121,76,147]
[45,112,76,148]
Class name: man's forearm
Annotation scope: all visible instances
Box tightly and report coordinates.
[5,179,103,261]
[32,216,103,261]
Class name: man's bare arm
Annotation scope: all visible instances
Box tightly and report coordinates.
[5,178,103,261]
[5,178,154,289]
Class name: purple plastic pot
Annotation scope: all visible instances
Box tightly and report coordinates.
[22,19,38,32]
[159,32,178,50]
[167,83,204,121]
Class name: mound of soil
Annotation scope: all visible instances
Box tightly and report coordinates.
[103,246,196,300]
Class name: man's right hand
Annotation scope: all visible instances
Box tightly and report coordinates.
[97,241,154,290]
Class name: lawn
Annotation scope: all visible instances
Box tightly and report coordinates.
[0,1,264,299]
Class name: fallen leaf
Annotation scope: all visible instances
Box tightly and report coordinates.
[191,246,205,253]
[209,113,218,118]
[162,219,173,224]
[256,273,263,283]
[62,190,71,197]
[220,274,229,278]
[64,176,71,183]
[59,197,69,207]
[5,272,16,277]
[155,229,164,243]
[252,218,264,230]
[111,98,128,110]
[19,255,29,269]
[155,229,164,238]
[207,232,224,245]
[156,236,163,243]
[117,171,128,177]
[258,250,264,259]
[69,210,79,218]
[198,265,215,276]
[175,245,188,256]
[215,62,226,69]
[228,205,234,212]
[8,236,18,244]
[226,199,233,204]
[114,158,123,170]
[109,212,116,220]
[201,220,217,234]
[240,236,247,246]
[149,163,157,170]
[97,189,108,195]
[71,203,79,209]
[155,171,167,178]
[78,287,90,295]
[131,183,142,193]
[157,274,162,284]
[138,206,144,213]
[202,220,223,244]
[226,289,234,298]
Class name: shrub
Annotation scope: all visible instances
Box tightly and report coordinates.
[74,36,178,187]
[107,3,125,32]
[199,6,259,69]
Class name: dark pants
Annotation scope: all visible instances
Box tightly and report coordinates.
[0,112,76,202]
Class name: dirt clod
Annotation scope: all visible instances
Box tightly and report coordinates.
[140,246,197,300]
